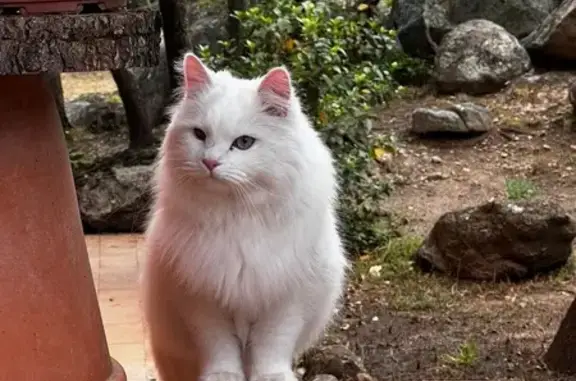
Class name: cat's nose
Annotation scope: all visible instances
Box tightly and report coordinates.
[202,158,220,171]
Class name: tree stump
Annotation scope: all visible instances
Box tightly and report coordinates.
[544,296,576,374]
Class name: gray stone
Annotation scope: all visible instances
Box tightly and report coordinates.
[414,200,576,281]
[186,0,228,51]
[411,108,467,134]
[428,0,555,38]
[311,375,339,381]
[434,19,531,95]
[77,164,153,232]
[66,94,126,132]
[389,0,556,59]
[299,345,368,381]
[522,0,576,64]
[389,0,435,58]
[448,102,492,132]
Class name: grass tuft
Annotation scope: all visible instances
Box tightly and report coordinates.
[505,178,538,201]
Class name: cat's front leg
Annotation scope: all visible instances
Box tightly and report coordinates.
[190,300,246,381]
[246,301,304,381]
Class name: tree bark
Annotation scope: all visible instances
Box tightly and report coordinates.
[158,0,189,92]
[110,69,155,149]
[227,0,248,43]
[544,296,576,374]
[43,72,72,130]
[0,11,161,75]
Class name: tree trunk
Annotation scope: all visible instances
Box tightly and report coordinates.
[227,0,248,42]
[43,72,72,130]
[158,0,189,92]
[110,68,155,149]
[544,296,576,373]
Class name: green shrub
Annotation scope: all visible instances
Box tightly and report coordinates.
[197,0,428,254]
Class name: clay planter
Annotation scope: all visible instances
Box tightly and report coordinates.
[0,0,126,15]
[0,9,160,379]
[0,75,126,381]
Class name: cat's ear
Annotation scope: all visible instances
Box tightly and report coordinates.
[183,53,212,97]
[258,67,292,117]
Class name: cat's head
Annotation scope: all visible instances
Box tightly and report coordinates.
[162,53,310,201]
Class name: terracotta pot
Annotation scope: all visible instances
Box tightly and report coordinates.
[0,0,126,15]
[0,74,126,381]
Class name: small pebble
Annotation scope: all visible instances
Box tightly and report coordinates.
[426,172,448,181]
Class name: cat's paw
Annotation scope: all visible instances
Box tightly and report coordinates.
[251,371,298,381]
[202,372,246,381]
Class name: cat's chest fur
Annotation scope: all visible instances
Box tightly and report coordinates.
[152,204,322,317]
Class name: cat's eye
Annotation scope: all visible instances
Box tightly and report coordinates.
[192,128,207,141]
[231,135,256,150]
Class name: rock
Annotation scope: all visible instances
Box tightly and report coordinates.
[299,345,368,381]
[66,94,126,133]
[522,0,576,65]
[390,0,557,59]
[355,374,375,381]
[426,172,448,181]
[311,375,339,381]
[77,163,153,232]
[448,102,493,132]
[434,20,531,95]
[186,1,228,51]
[388,0,434,58]
[426,0,556,39]
[412,108,467,134]
[411,102,492,134]
[414,200,576,281]
[430,155,442,164]
[569,80,576,115]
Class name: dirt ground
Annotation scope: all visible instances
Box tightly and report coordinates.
[327,71,576,381]
[62,71,576,381]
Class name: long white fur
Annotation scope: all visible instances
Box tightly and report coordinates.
[141,53,348,381]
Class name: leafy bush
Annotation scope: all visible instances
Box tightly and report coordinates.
[197,0,428,254]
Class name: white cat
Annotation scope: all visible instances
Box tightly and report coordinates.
[141,53,348,381]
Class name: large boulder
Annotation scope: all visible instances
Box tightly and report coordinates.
[66,94,126,133]
[414,200,576,281]
[389,0,558,59]
[434,19,531,95]
[75,149,158,232]
[522,0,576,66]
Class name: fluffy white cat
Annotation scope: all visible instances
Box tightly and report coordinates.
[141,53,348,381]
